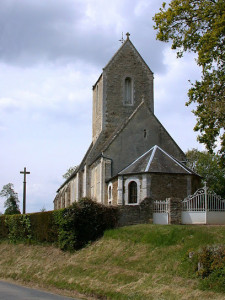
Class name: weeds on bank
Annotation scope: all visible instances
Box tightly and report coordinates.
[0,225,225,299]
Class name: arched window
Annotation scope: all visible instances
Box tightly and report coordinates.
[128,181,137,204]
[108,186,112,199]
[124,77,133,105]
[108,183,113,205]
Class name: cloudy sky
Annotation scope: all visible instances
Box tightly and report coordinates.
[0,0,203,213]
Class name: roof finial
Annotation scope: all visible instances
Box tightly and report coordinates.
[126,32,130,40]
[119,32,124,44]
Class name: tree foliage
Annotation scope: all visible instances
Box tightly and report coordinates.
[62,166,77,180]
[0,183,21,215]
[153,0,225,162]
[186,149,225,197]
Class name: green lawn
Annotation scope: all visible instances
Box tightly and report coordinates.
[0,224,224,299]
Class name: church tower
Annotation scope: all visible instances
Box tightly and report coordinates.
[92,33,154,143]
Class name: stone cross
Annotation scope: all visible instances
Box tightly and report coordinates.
[20,167,30,214]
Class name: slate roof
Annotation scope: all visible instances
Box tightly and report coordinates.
[119,145,197,175]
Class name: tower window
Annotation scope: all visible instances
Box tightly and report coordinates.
[144,129,147,138]
[124,77,133,105]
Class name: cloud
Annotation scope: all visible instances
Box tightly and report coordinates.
[0,0,167,73]
[0,0,205,214]
[154,48,203,151]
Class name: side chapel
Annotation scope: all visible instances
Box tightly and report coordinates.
[54,33,200,210]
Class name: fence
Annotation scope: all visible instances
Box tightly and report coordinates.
[181,183,225,224]
[153,200,169,224]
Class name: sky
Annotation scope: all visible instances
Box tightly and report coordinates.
[0,0,204,214]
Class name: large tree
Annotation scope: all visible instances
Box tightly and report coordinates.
[153,0,225,163]
[186,149,225,197]
[0,183,21,215]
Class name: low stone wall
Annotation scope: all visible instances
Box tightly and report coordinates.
[117,198,153,227]
[117,197,182,227]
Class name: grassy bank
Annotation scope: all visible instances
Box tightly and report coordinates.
[0,224,225,299]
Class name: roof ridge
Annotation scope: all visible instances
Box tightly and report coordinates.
[156,145,192,174]
[118,145,197,176]
[119,145,155,174]
[145,145,157,171]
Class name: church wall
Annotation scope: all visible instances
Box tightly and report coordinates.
[149,173,201,200]
[92,76,103,143]
[102,41,154,137]
[70,177,77,203]
[90,159,102,203]
[104,104,185,177]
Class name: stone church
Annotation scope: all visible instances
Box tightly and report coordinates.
[54,33,200,210]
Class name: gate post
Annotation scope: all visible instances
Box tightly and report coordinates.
[168,198,182,224]
[204,182,208,224]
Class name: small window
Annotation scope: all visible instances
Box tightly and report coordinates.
[124,77,133,105]
[108,184,113,205]
[128,181,137,204]
[144,129,147,138]
[108,186,112,199]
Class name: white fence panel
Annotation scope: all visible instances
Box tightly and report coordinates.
[207,212,225,225]
[181,211,206,224]
[153,200,169,225]
[153,213,168,225]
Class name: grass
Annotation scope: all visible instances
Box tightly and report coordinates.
[0,224,225,299]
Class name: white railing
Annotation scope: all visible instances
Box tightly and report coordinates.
[207,190,225,211]
[182,183,225,212]
[153,200,168,213]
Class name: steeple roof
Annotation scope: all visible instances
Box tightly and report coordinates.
[119,145,197,175]
[103,32,153,73]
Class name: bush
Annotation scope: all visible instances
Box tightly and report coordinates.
[197,245,225,292]
[5,214,32,243]
[0,215,8,239]
[54,198,119,251]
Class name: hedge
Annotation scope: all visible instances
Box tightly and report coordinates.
[0,198,119,250]
[54,198,119,250]
[0,215,8,239]
[29,211,58,243]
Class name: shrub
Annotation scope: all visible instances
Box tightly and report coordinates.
[197,245,225,292]
[5,214,32,243]
[0,215,8,239]
[54,198,119,251]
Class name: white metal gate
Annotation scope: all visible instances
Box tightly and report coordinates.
[182,183,225,225]
[153,200,168,224]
